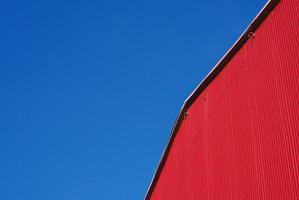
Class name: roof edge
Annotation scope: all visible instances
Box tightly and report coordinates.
[145,0,280,199]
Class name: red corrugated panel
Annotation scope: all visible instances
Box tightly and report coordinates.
[149,0,299,199]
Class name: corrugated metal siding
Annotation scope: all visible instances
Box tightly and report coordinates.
[149,0,299,199]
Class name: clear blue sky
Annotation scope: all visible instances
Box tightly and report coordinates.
[0,0,266,199]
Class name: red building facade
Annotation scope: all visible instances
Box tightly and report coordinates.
[146,0,299,199]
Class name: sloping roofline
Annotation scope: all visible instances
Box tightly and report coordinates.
[145,0,280,199]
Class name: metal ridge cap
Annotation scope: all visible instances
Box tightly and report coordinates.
[144,103,186,199]
[145,0,280,199]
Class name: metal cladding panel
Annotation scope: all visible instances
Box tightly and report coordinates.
[148,0,299,199]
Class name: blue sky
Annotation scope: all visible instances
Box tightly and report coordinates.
[0,0,266,199]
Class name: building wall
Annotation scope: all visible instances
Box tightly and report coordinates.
[150,0,299,199]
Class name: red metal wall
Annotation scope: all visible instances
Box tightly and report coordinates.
[150,0,299,199]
